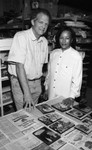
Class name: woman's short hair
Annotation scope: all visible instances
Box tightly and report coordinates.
[55,25,76,48]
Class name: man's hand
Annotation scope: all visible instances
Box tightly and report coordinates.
[62,97,74,107]
[23,95,35,110]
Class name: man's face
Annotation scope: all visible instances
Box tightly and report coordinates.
[32,13,49,38]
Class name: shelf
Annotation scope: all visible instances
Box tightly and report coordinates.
[0,23,23,30]
[1,66,7,70]
[0,38,12,51]
[2,86,11,93]
[0,38,13,116]
[83,68,88,71]
[1,76,9,81]
[76,48,92,52]
[2,99,13,105]
[83,62,90,65]
[52,17,92,24]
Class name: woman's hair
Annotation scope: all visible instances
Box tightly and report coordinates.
[55,25,76,49]
[30,8,52,24]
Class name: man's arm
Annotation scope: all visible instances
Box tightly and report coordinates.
[16,63,34,108]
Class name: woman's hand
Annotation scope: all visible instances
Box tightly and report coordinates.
[42,90,48,101]
[62,97,74,107]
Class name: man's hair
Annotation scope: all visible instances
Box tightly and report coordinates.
[30,8,51,24]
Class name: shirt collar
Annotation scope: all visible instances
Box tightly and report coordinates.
[62,47,72,53]
[29,28,43,43]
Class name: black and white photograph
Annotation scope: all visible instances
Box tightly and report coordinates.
[49,118,75,134]
[66,108,86,120]
[86,112,92,120]
[33,126,60,145]
[46,112,62,122]
[38,115,53,126]
[31,142,54,150]
[59,143,78,150]
[75,124,92,134]
[52,102,71,112]
[73,104,92,114]
[62,129,87,147]
[50,139,66,150]
[0,0,92,149]
[82,117,92,127]
[36,104,55,114]
[38,112,62,126]
[79,137,92,150]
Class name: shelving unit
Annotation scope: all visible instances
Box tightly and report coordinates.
[0,23,23,38]
[0,18,31,38]
[48,17,92,102]
[74,26,92,100]
[0,38,13,116]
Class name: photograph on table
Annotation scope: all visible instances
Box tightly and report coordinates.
[82,117,92,127]
[75,124,92,134]
[49,118,75,134]
[62,129,87,147]
[86,112,92,120]
[73,104,92,114]
[38,112,62,126]
[38,115,53,126]
[36,103,55,114]
[66,108,86,120]
[79,137,92,150]
[46,112,62,122]
[50,139,66,150]
[59,143,78,150]
[6,133,42,150]
[31,142,54,150]
[52,101,72,112]
[7,109,41,132]
[33,126,60,145]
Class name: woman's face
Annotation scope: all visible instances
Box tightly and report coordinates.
[59,30,72,51]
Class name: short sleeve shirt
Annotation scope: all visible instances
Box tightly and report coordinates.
[8,28,48,79]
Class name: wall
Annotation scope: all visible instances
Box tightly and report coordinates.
[0,0,58,18]
[39,0,58,17]
[0,0,3,16]
[0,0,23,17]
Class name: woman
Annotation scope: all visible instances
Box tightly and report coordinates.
[45,26,83,107]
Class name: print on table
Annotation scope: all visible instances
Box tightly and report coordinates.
[38,112,62,125]
[36,104,55,114]
[33,126,60,145]
[49,118,75,134]
[66,108,86,120]
[75,124,92,134]
[73,104,92,113]
[52,102,71,112]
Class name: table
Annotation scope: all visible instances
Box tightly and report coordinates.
[0,96,92,150]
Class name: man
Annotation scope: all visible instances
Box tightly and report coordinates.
[8,8,51,110]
